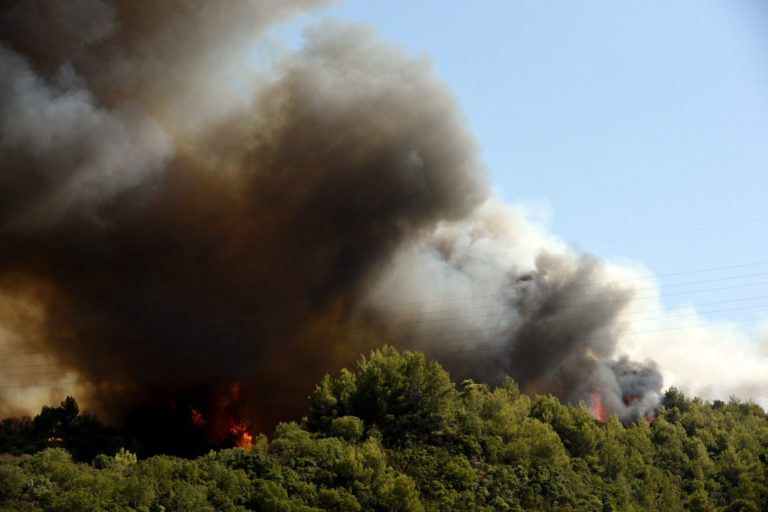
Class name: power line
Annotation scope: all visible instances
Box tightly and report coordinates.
[121,277,768,328]
[90,258,768,305]
[2,310,767,382]
[2,258,766,332]
[59,274,768,330]
[576,218,768,246]
[2,257,768,384]
[2,278,768,356]
[382,264,768,310]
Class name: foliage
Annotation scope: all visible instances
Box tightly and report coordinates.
[1,347,767,511]
[0,396,122,462]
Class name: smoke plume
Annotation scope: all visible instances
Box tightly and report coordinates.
[0,0,670,434]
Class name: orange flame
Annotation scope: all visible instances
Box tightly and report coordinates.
[590,391,607,422]
[623,395,640,406]
[227,382,254,448]
[190,405,205,427]
[47,436,63,442]
[229,419,253,449]
[589,390,656,427]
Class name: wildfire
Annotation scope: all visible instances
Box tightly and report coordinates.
[623,395,640,406]
[47,436,63,442]
[590,391,607,422]
[185,381,255,449]
[229,419,253,449]
[228,381,254,448]
[190,406,205,427]
[589,390,656,427]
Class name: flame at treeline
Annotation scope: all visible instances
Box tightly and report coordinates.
[0,0,663,444]
[180,382,255,449]
[588,387,657,426]
[229,421,254,449]
[590,392,607,423]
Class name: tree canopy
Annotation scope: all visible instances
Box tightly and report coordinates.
[1,346,767,511]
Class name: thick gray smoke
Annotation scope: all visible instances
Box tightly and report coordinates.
[0,0,660,430]
[362,202,660,423]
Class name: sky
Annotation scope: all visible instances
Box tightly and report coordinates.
[275,0,768,328]
[1,0,766,417]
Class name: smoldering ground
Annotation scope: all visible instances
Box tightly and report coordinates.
[0,0,661,435]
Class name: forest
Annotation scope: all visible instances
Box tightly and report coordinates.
[1,346,767,511]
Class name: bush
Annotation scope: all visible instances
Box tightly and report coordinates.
[330,417,364,442]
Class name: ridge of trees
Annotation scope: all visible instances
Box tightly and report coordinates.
[1,346,767,511]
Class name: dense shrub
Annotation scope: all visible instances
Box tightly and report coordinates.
[1,347,767,511]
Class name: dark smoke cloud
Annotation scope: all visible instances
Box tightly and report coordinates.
[0,1,660,430]
[362,203,660,422]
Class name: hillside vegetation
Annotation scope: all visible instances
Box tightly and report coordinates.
[1,347,767,511]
